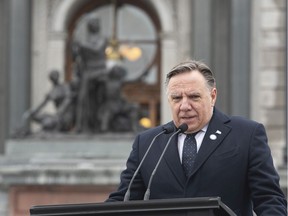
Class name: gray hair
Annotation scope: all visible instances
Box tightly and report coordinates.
[165,60,216,89]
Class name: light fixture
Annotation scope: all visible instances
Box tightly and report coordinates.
[105,0,142,62]
[139,117,152,128]
[105,41,142,62]
[119,45,142,61]
[105,39,122,60]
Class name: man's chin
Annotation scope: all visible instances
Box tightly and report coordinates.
[183,123,199,133]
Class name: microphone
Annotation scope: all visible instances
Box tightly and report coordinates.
[123,123,174,201]
[143,123,188,201]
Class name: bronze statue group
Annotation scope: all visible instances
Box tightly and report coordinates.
[14,17,140,137]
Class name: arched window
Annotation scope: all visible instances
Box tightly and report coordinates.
[66,0,161,129]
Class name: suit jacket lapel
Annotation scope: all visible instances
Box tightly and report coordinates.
[190,109,232,177]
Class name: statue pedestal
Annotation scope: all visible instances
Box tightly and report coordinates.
[0,133,135,215]
[2,133,134,185]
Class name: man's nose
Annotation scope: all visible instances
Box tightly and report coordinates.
[180,98,191,110]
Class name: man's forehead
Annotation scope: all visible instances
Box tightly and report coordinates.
[168,88,201,96]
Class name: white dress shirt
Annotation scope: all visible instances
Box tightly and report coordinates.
[178,124,208,163]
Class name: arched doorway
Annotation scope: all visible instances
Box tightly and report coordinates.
[65,0,162,130]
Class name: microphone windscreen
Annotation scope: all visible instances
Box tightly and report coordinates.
[178,123,188,132]
[162,124,174,134]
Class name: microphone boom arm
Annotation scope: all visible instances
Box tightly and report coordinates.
[124,124,174,201]
[143,123,188,200]
[143,128,181,200]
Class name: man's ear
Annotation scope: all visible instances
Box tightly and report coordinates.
[211,88,217,106]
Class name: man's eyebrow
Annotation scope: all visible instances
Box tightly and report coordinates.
[169,92,181,96]
[188,92,200,95]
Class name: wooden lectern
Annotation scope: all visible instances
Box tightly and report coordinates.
[30,197,236,216]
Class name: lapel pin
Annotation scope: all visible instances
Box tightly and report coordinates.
[216,130,222,135]
[209,134,217,140]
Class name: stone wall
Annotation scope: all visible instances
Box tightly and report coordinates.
[257,0,286,167]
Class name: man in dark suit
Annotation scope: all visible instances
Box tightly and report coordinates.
[107,60,287,215]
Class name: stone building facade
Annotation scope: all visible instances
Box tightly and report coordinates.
[0,0,286,215]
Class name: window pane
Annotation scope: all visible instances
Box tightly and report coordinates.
[118,5,156,41]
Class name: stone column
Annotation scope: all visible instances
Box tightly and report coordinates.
[8,0,31,135]
[0,0,9,153]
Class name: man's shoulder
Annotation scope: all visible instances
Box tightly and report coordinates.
[230,115,260,126]
[214,108,261,126]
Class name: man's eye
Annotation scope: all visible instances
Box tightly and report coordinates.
[172,96,181,101]
[190,95,200,100]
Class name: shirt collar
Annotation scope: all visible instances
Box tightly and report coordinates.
[179,123,208,137]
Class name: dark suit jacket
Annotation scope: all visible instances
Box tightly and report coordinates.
[107,108,287,215]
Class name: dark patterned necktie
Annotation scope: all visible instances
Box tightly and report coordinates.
[182,133,198,177]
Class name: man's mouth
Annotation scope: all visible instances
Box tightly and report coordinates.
[181,116,195,121]
[182,114,196,118]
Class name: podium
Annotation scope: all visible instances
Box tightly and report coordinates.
[30,197,236,216]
